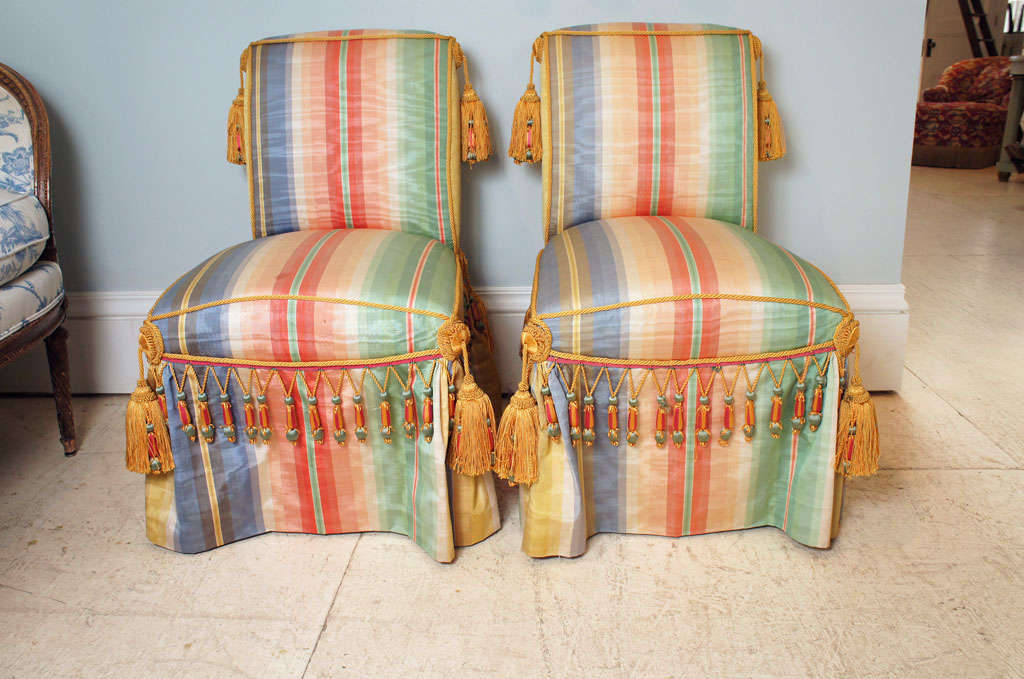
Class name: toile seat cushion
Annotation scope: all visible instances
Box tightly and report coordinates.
[534,215,848,360]
[0,192,49,287]
[149,228,456,361]
[0,260,64,341]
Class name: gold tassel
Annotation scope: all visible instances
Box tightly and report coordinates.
[227,49,248,165]
[753,36,786,162]
[460,80,492,165]
[494,354,541,485]
[126,379,174,474]
[449,372,495,476]
[835,346,880,476]
[508,41,542,164]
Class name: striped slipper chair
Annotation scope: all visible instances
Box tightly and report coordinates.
[124,30,501,562]
[498,23,880,558]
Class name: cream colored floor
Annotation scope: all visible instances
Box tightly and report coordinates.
[1,167,1022,678]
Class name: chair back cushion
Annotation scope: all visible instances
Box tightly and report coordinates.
[246,30,460,243]
[541,23,758,242]
[0,85,33,196]
[937,57,1010,103]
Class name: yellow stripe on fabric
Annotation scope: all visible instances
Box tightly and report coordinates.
[144,472,175,548]
[556,34,567,238]
[149,295,450,322]
[189,372,224,546]
[253,44,268,239]
[541,34,553,244]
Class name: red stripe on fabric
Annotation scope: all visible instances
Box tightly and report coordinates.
[295,232,345,361]
[276,372,317,534]
[645,218,694,359]
[271,232,324,362]
[312,393,343,534]
[432,40,445,244]
[325,39,343,228]
[346,34,367,228]
[783,249,816,345]
[738,35,750,227]
[406,241,435,354]
[633,26,655,217]
[665,366,684,536]
[550,345,832,370]
[654,34,676,216]
[666,217,721,359]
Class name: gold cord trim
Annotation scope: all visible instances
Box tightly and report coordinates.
[251,33,455,47]
[148,294,450,322]
[535,293,849,320]
[547,340,837,368]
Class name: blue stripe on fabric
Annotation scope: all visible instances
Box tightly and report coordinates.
[570,34,599,229]
[262,42,297,236]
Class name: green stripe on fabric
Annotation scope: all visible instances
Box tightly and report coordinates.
[681,372,697,534]
[287,232,334,360]
[648,35,662,215]
[657,218,703,357]
[704,35,744,226]
[296,372,326,534]
[339,34,353,228]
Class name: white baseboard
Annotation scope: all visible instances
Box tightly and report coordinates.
[0,285,908,395]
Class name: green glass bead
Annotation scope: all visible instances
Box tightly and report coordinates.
[154,385,165,395]
[356,427,368,441]
[583,395,594,406]
[697,430,710,444]
[201,426,215,442]
[423,424,434,441]
[566,391,577,401]
[816,374,827,387]
[743,424,755,438]
[547,423,561,438]
[672,432,684,445]
[307,395,317,406]
[655,431,666,445]
[796,381,806,392]
[699,395,710,405]
[150,458,162,472]
[773,386,783,397]
[176,392,187,402]
[628,397,639,407]
[242,393,253,403]
[197,392,208,402]
[331,395,342,405]
[353,394,363,404]
[791,417,805,431]
[745,391,755,400]
[219,392,230,403]
[626,432,639,445]
[673,393,684,403]
[719,428,733,441]
[402,390,412,401]
[333,429,347,444]
[448,384,457,395]
[286,428,299,442]
[808,413,823,428]
[246,426,258,440]
[260,428,272,440]
[423,386,433,398]
[657,395,668,408]
[313,428,324,443]
[583,430,595,443]
[541,385,551,396]
[257,394,267,404]
[284,395,295,405]
[222,424,236,439]
[724,395,735,405]
[146,423,155,433]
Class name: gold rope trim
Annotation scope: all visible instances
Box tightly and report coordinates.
[161,349,441,369]
[148,294,450,322]
[542,29,752,40]
[535,293,850,320]
[547,340,837,368]
[251,33,456,46]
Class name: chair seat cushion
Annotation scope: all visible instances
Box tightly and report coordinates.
[914,101,1007,148]
[0,192,49,287]
[0,260,64,342]
[150,229,457,361]
[534,216,847,360]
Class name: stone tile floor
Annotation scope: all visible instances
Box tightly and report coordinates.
[0,167,1021,677]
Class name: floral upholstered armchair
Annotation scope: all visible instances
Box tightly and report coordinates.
[125,30,500,562]
[498,24,879,558]
[914,56,1012,168]
[0,62,75,455]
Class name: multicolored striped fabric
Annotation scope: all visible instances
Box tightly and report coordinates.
[149,229,456,361]
[146,359,499,562]
[247,30,459,242]
[542,23,758,241]
[535,216,847,359]
[520,354,841,557]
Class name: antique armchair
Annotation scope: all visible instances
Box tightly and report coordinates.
[498,24,879,558]
[914,56,1011,168]
[0,62,75,455]
[124,30,500,562]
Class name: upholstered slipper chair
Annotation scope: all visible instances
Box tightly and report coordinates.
[125,30,501,562]
[497,24,880,558]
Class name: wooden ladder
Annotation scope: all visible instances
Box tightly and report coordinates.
[958,0,999,57]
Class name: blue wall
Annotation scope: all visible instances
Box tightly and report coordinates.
[0,0,925,292]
